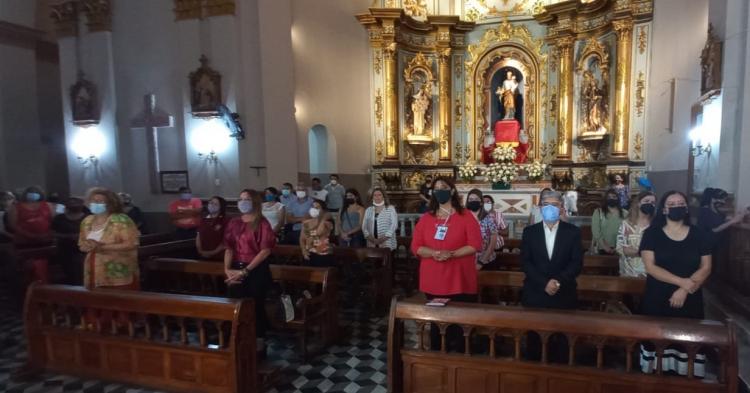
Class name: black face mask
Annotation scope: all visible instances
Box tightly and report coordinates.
[639,203,655,216]
[346,198,356,204]
[667,206,688,222]
[433,189,452,204]
[713,201,725,210]
[606,199,619,208]
[466,201,482,212]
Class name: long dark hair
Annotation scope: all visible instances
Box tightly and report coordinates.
[340,188,363,218]
[427,177,464,216]
[601,188,625,218]
[700,187,728,207]
[467,188,488,221]
[627,191,655,224]
[653,190,691,228]
[208,196,227,217]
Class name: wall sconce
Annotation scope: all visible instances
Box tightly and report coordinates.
[691,142,712,157]
[71,126,106,168]
[197,150,219,164]
[77,154,99,167]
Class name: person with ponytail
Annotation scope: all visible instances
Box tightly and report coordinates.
[615,191,656,277]
[638,190,712,376]
[224,189,275,353]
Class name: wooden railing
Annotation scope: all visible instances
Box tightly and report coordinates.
[388,296,738,393]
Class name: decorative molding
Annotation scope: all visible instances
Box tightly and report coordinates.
[81,0,112,32]
[633,131,643,160]
[403,0,427,21]
[635,71,645,116]
[174,0,203,20]
[204,0,235,17]
[375,89,383,127]
[373,50,382,74]
[49,1,78,38]
[637,25,648,54]
[375,139,385,163]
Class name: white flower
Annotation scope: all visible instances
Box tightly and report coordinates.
[483,161,517,184]
[492,145,517,162]
[526,160,546,180]
[458,161,478,179]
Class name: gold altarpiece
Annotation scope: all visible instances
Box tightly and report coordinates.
[358,0,653,214]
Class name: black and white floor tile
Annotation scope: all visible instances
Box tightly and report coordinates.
[0,282,388,393]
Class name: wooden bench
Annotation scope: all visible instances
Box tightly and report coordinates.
[138,232,177,246]
[490,252,619,276]
[138,238,197,261]
[388,296,738,393]
[502,237,592,253]
[268,245,392,314]
[141,258,338,360]
[22,284,257,393]
[477,270,645,312]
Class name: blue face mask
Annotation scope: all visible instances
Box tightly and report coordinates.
[265,194,275,202]
[281,189,291,197]
[89,202,107,215]
[238,200,253,214]
[180,193,192,201]
[26,192,41,202]
[541,204,560,223]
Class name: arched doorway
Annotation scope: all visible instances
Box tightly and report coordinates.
[308,124,337,174]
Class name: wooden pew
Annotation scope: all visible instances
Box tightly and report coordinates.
[490,252,619,276]
[502,237,592,252]
[477,270,645,312]
[138,232,176,246]
[138,238,196,260]
[388,296,738,393]
[268,245,393,314]
[141,258,338,360]
[22,284,257,393]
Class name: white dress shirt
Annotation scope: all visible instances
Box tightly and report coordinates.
[543,221,559,260]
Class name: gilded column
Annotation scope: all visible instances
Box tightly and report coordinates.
[437,43,452,163]
[612,19,633,158]
[382,24,400,162]
[556,36,575,160]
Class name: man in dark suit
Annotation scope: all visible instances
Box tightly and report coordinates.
[521,190,583,310]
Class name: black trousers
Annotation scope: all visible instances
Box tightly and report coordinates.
[228,261,272,338]
[309,253,336,268]
[424,293,477,352]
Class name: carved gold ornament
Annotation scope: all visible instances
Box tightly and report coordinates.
[455,99,463,124]
[373,51,382,75]
[375,89,383,127]
[638,26,648,54]
[81,0,111,32]
[50,1,78,37]
[375,140,385,163]
[464,0,490,22]
[635,71,645,116]
[404,0,428,21]
[633,131,643,160]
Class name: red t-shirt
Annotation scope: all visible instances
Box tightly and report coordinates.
[198,215,229,251]
[169,198,202,229]
[224,217,276,263]
[411,210,482,296]
[14,202,53,246]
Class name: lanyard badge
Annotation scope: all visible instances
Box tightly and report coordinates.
[434,225,448,240]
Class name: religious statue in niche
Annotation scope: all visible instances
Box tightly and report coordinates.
[580,69,608,134]
[700,23,722,96]
[483,64,529,164]
[70,71,100,125]
[403,53,434,141]
[189,55,222,116]
[496,70,519,120]
[411,84,431,135]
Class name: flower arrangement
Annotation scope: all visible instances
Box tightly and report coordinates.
[492,145,517,162]
[458,161,478,181]
[483,162,517,184]
[526,160,546,181]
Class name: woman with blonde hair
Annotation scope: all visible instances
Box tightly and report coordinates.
[78,187,140,289]
[615,191,656,277]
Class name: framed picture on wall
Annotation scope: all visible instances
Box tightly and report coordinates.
[160,171,189,194]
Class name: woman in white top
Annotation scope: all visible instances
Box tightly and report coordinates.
[616,191,656,277]
[362,187,398,250]
[261,187,286,234]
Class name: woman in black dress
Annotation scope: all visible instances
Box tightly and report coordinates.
[638,190,712,376]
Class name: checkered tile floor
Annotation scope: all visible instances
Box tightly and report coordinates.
[0,282,388,393]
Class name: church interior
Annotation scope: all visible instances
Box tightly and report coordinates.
[1,0,750,392]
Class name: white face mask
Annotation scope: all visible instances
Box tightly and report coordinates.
[483,203,493,212]
[296,191,306,199]
[309,207,320,218]
[330,179,338,185]
[373,201,385,207]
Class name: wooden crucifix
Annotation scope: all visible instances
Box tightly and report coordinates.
[130,94,174,193]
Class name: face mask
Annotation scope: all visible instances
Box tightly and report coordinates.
[373,201,385,207]
[667,206,688,222]
[55,204,66,214]
[238,200,253,214]
[296,191,306,199]
[180,193,192,201]
[309,207,320,218]
[713,201,725,210]
[346,197,356,204]
[606,199,619,208]
[207,203,220,215]
[483,203,493,212]
[330,179,338,185]
[281,189,291,197]
[26,192,41,202]
[467,201,482,212]
[88,202,107,215]
[639,203,655,216]
[433,189,452,204]
[265,194,275,202]
[541,204,560,223]
[425,180,432,185]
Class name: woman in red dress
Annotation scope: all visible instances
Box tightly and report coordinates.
[8,186,55,284]
[411,177,482,351]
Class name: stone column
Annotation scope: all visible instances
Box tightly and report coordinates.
[437,36,452,163]
[613,19,634,158]
[556,36,574,160]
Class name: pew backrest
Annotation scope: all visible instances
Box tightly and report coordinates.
[494,252,619,275]
[388,297,738,393]
[24,284,256,393]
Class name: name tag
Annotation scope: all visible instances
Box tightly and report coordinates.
[434,225,448,240]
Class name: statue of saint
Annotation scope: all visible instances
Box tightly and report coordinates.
[411,86,430,135]
[495,70,518,120]
[581,71,607,133]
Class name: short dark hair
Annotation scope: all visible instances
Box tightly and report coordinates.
[264,187,280,202]
[178,186,191,193]
[22,186,46,202]
[282,182,293,189]
[330,174,339,179]
[467,188,488,221]
[312,177,321,183]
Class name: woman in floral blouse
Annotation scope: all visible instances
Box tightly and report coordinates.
[300,199,335,267]
[79,187,140,289]
[466,189,498,269]
[615,191,656,277]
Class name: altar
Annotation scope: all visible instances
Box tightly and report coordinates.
[455,181,551,217]
[358,0,653,213]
